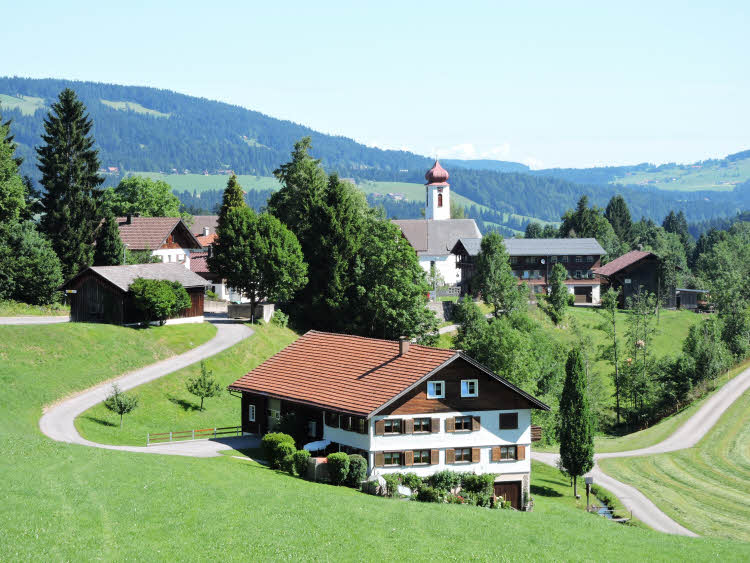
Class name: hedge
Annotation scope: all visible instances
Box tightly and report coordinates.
[327,452,350,485]
[261,432,295,469]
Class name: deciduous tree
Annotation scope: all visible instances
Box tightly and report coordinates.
[185,361,222,411]
[103,176,184,219]
[596,288,623,424]
[474,232,525,317]
[546,262,569,325]
[104,384,139,428]
[37,89,104,278]
[130,278,191,325]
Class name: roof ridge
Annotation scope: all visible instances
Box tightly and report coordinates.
[303,329,457,353]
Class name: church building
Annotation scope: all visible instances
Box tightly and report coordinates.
[393,161,481,289]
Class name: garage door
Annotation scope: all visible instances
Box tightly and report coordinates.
[494,481,522,510]
[574,287,592,303]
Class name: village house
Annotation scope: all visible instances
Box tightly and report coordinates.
[61,263,207,324]
[116,215,202,268]
[393,161,482,288]
[228,331,548,509]
[593,249,677,307]
[453,237,606,304]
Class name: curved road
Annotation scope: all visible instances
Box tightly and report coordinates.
[39,316,256,457]
[533,363,750,537]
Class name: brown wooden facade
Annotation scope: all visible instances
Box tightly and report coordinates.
[66,271,204,324]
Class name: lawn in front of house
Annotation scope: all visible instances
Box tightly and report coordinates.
[0,299,70,316]
[75,322,297,446]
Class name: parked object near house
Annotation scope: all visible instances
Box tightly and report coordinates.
[117,215,202,268]
[61,263,206,324]
[393,161,482,290]
[593,250,675,307]
[228,331,549,509]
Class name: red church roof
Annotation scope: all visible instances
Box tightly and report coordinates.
[425,160,449,185]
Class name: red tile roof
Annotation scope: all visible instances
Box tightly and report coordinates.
[116,217,201,250]
[196,233,217,246]
[229,331,458,416]
[593,250,654,277]
[190,252,210,274]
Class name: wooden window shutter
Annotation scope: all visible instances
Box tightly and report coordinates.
[431,418,440,433]
[374,420,385,436]
[471,447,480,463]
[404,450,414,466]
[430,449,439,465]
[374,452,384,467]
[446,448,456,464]
[516,445,526,461]
[491,447,502,462]
[472,416,481,431]
[445,417,455,433]
[404,419,414,434]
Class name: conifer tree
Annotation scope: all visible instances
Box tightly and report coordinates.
[217,174,246,226]
[605,195,632,242]
[94,212,125,265]
[546,262,569,325]
[0,112,27,223]
[37,89,103,278]
[558,348,594,497]
[474,232,525,318]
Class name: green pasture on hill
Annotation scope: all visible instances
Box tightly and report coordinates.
[133,171,282,192]
[100,99,170,118]
[600,376,750,542]
[76,322,297,446]
[0,93,46,115]
[1,322,747,560]
[610,158,750,191]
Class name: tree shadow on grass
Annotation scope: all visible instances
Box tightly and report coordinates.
[82,416,117,428]
[530,484,563,497]
[167,395,200,412]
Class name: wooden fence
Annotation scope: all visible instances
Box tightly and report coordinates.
[147,425,242,445]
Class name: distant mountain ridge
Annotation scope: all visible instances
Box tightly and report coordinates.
[1,76,748,227]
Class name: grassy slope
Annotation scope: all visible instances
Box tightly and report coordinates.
[76,323,297,445]
[599,382,750,542]
[100,99,170,118]
[610,158,750,191]
[0,93,46,115]
[2,324,747,560]
[0,300,69,316]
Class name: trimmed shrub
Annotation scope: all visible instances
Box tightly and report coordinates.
[382,473,401,498]
[327,452,350,486]
[261,432,295,469]
[400,472,423,492]
[427,470,461,492]
[130,278,191,325]
[346,454,368,488]
[282,452,296,475]
[271,310,289,327]
[292,449,311,478]
[276,442,296,472]
[416,485,441,503]
[363,479,380,496]
[460,473,495,495]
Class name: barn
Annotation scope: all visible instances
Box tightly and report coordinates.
[61,263,207,324]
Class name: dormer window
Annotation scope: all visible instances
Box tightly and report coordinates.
[461,379,478,397]
[427,381,445,399]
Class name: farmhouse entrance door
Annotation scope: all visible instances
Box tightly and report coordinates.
[493,481,522,510]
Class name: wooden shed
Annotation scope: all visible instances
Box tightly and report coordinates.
[61,263,207,324]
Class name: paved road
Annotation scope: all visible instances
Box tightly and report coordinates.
[0,315,70,325]
[533,363,750,537]
[39,316,255,457]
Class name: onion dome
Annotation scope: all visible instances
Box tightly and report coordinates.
[425,160,449,185]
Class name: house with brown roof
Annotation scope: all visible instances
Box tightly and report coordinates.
[117,215,202,269]
[593,249,675,307]
[228,331,549,509]
[61,263,207,324]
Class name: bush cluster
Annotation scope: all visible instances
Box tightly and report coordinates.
[326,452,350,486]
[271,310,290,327]
[346,454,368,487]
[261,432,296,469]
[292,449,311,477]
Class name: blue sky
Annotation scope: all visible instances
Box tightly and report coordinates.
[4,1,749,168]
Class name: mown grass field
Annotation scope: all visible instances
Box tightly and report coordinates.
[0,93,46,115]
[100,99,170,118]
[2,322,747,560]
[599,380,750,542]
[0,299,69,317]
[133,171,282,192]
[76,322,296,445]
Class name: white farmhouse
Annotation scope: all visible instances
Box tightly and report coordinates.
[229,330,549,509]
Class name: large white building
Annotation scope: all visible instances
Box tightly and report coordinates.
[393,161,481,288]
[229,331,549,509]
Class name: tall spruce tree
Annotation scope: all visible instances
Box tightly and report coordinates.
[558,347,594,497]
[94,212,125,265]
[605,195,632,242]
[474,232,525,318]
[0,112,27,223]
[37,89,103,278]
[217,174,246,226]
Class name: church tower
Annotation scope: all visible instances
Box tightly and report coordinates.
[424,160,450,220]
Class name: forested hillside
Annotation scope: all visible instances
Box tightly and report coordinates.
[2,76,749,226]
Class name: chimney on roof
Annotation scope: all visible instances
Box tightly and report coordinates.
[126,214,132,225]
[399,336,410,356]
[203,227,210,236]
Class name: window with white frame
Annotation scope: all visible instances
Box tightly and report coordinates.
[562,256,569,263]
[248,404,256,422]
[461,379,478,397]
[427,381,445,399]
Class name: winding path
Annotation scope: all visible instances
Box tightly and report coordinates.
[39,316,256,457]
[533,363,750,537]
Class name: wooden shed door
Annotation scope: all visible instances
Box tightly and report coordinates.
[494,481,522,510]
[574,287,591,303]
